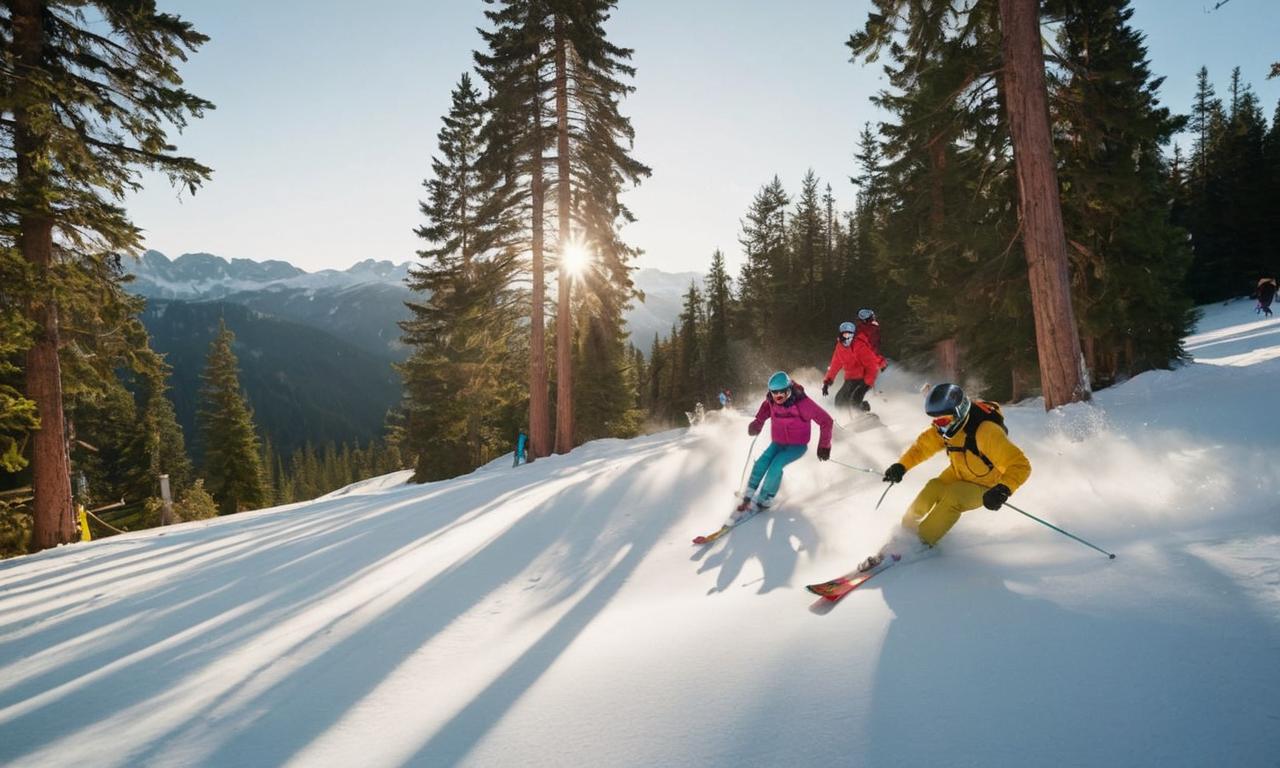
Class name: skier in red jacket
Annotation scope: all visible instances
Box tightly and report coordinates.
[857,308,882,354]
[822,320,885,417]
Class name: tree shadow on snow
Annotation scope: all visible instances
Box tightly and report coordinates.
[860,545,1280,766]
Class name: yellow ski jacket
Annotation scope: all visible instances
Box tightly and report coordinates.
[898,418,1031,491]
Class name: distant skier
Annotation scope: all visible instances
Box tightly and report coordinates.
[821,321,885,417]
[738,371,833,516]
[1253,277,1276,317]
[513,430,528,467]
[856,308,883,356]
[862,383,1031,571]
[718,388,733,409]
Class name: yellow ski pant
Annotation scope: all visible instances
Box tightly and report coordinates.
[902,476,987,547]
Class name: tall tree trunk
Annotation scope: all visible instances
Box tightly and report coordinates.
[13,0,76,551]
[934,338,959,382]
[528,68,551,459]
[998,0,1090,410]
[553,14,574,454]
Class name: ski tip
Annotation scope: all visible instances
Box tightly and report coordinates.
[692,536,708,545]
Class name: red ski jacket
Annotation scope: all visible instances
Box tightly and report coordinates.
[858,319,882,354]
[823,333,884,388]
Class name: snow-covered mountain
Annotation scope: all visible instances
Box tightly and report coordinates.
[629,267,704,347]
[1,301,1277,765]
[126,251,702,349]
[125,250,412,299]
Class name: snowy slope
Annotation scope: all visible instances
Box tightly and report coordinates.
[2,301,1278,767]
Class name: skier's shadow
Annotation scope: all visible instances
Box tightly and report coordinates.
[695,508,819,595]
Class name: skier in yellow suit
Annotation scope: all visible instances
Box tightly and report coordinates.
[865,383,1031,570]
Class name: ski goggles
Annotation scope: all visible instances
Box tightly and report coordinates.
[931,415,955,429]
[839,331,854,341]
[770,387,791,400]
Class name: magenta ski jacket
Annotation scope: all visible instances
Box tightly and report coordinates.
[749,384,833,449]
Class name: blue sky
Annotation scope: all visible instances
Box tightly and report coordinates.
[124,0,1280,276]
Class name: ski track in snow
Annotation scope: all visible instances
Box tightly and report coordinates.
[1,301,1278,767]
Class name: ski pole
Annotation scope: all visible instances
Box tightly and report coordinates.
[875,481,895,510]
[1005,502,1116,560]
[829,459,880,476]
[736,432,761,498]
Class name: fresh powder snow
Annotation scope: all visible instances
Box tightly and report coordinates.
[1,300,1277,767]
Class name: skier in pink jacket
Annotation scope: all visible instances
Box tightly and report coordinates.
[737,371,834,515]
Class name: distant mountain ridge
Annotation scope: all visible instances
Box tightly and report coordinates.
[126,250,412,299]
[126,251,703,350]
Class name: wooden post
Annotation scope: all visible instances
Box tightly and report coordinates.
[159,474,174,526]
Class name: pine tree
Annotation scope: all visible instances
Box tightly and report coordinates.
[476,0,555,459]
[704,250,734,395]
[402,72,526,481]
[790,170,827,343]
[998,0,1089,408]
[737,177,791,358]
[551,0,650,452]
[0,1,211,551]
[197,321,266,515]
[1048,0,1196,383]
[138,373,193,501]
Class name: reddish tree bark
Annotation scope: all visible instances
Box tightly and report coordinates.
[998,0,1090,409]
[528,68,551,459]
[13,0,76,551]
[553,13,574,455]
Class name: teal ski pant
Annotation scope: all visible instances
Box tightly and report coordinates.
[746,442,807,504]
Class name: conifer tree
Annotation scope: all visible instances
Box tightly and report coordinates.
[197,321,266,515]
[998,0,1089,407]
[552,0,650,452]
[0,1,211,550]
[737,177,791,357]
[402,72,527,481]
[790,170,827,343]
[476,0,554,459]
[704,250,734,394]
[138,373,192,501]
[674,282,706,412]
[1048,0,1195,382]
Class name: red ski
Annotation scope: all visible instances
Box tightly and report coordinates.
[805,554,901,602]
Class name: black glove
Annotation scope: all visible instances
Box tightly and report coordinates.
[747,422,762,436]
[816,446,830,461]
[821,380,831,396]
[983,483,1011,510]
[883,463,905,483]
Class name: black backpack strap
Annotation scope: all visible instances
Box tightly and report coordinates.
[959,402,1006,471]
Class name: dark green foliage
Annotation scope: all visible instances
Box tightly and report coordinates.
[736,176,792,358]
[841,0,1196,398]
[142,300,402,461]
[402,73,528,481]
[1179,66,1278,303]
[1048,0,1196,383]
[197,321,266,515]
[0,257,37,472]
[267,439,407,505]
[704,250,734,394]
[0,1,211,549]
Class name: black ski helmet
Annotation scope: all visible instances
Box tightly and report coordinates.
[924,383,970,438]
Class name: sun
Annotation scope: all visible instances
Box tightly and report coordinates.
[561,239,590,277]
